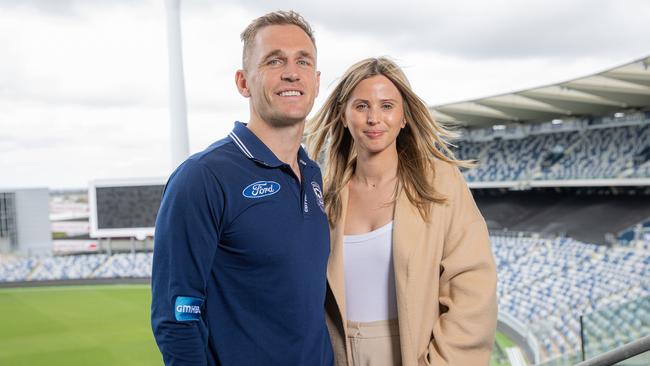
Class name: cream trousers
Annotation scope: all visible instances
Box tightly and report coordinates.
[347,319,402,366]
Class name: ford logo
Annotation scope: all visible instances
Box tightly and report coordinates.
[242,181,281,198]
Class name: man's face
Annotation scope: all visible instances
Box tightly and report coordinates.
[237,25,320,127]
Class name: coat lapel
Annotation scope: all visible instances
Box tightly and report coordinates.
[327,186,349,328]
[393,186,431,365]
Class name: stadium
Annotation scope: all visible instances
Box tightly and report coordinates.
[2,0,650,359]
[1,54,649,366]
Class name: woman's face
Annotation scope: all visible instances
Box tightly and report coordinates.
[343,75,405,156]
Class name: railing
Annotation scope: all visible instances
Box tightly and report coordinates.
[489,230,560,241]
[574,335,650,366]
[580,295,650,361]
[497,312,541,365]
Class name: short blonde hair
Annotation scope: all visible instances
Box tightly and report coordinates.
[240,10,316,69]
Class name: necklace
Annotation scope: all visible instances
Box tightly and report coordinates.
[354,175,397,189]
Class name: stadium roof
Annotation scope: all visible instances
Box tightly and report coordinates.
[430,55,650,128]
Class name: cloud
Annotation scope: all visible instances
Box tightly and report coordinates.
[0,0,142,17]
[0,1,168,108]
[223,0,650,60]
[2,0,649,188]
[0,100,171,188]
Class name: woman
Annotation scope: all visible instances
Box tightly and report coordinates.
[307,58,497,366]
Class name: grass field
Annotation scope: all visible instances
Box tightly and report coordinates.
[492,331,517,366]
[0,284,517,365]
[0,285,161,366]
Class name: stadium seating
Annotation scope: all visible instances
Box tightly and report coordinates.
[457,130,582,182]
[540,124,650,180]
[0,255,40,282]
[0,253,152,282]
[93,253,152,278]
[617,217,650,243]
[493,235,650,362]
[29,254,108,281]
[455,113,650,182]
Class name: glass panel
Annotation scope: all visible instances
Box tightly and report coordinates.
[614,350,650,365]
[581,295,650,361]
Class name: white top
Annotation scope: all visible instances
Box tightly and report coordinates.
[343,221,398,322]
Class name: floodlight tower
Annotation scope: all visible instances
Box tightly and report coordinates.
[165,0,190,170]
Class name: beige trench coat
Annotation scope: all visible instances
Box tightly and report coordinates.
[325,159,498,366]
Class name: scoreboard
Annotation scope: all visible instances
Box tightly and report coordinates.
[89,178,166,238]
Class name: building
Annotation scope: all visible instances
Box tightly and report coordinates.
[0,188,51,255]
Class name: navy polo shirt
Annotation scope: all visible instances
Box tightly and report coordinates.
[151,122,333,366]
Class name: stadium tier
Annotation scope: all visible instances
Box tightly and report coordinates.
[581,294,650,359]
[93,252,152,278]
[455,112,650,182]
[0,253,152,282]
[618,217,650,243]
[493,235,650,364]
[473,187,650,245]
[0,255,40,282]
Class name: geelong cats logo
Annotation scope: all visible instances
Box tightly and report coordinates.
[311,181,325,212]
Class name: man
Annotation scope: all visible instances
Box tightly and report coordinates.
[151,11,333,366]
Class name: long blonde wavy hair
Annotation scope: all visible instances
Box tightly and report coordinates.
[306,57,472,227]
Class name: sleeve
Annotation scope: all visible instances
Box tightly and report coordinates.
[150,158,224,366]
[425,166,498,366]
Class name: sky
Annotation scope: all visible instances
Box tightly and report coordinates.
[1,0,649,189]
